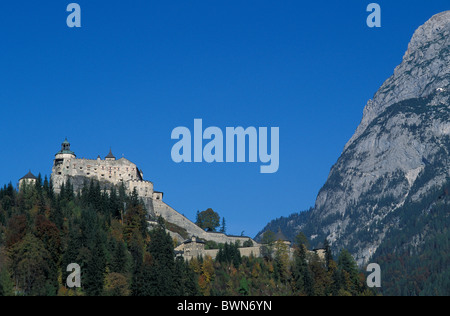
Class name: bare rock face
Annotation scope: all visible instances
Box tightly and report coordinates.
[348,11,450,151]
[301,12,450,265]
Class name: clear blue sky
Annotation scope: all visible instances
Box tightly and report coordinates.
[0,1,448,237]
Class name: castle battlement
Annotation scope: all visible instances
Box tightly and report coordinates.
[128,179,153,185]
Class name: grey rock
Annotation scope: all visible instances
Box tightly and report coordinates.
[302,11,450,265]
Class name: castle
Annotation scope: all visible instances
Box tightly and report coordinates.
[51,139,162,200]
[31,139,324,261]
[49,139,260,257]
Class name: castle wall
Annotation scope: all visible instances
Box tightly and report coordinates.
[128,180,154,198]
[52,155,146,194]
[148,198,259,246]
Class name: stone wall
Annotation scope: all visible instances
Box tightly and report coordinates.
[128,180,154,198]
[52,156,143,193]
[148,197,258,246]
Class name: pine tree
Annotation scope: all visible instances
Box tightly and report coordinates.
[337,249,360,295]
[83,232,107,296]
[220,217,226,234]
[146,217,176,295]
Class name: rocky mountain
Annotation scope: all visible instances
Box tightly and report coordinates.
[257,11,450,278]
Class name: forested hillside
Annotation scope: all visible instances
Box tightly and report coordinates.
[0,177,373,296]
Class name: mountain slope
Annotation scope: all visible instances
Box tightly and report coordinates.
[257,11,450,292]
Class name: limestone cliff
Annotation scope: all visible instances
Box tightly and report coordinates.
[258,11,450,266]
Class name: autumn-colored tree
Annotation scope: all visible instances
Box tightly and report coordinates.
[34,215,61,293]
[274,240,291,283]
[199,255,215,295]
[5,214,27,248]
[104,272,130,296]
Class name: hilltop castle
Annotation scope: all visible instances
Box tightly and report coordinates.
[49,139,260,256]
[44,139,327,261]
[51,138,162,200]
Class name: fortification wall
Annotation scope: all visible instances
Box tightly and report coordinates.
[181,247,261,261]
[148,198,259,246]
[148,198,207,237]
[238,246,261,258]
[204,247,262,260]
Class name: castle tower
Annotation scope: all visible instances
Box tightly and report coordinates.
[19,171,37,190]
[52,138,76,194]
[105,148,116,161]
[55,138,76,159]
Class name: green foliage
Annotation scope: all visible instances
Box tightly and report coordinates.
[216,242,242,268]
[196,208,221,232]
[0,178,372,296]
[372,179,450,296]
[0,178,199,296]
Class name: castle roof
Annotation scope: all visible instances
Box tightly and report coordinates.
[56,138,76,156]
[20,171,37,181]
[183,236,205,245]
[105,148,116,159]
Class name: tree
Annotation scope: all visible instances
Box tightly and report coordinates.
[261,230,276,259]
[220,217,226,234]
[109,238,129,275]
[5,214,28,248]
[199,256,215,296]
[104,272,130,296]
[216,242,242,268]
[123,193,148,242]
[9,233,52,295]
[291,234,313,296]
[323,238,333,269]
[83,232,107,296]
[337,249,360,295]
[0,249,13,296]
[0,266,13,296]
[146,217,177,295]
[274,240,290,284]
[238,277,249,296]
[196,208,220,232]
[34,215,61,294]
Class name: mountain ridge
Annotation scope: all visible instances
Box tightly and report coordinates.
[257,10,450,287]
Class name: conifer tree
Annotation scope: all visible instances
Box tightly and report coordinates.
[146,217,176,295]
